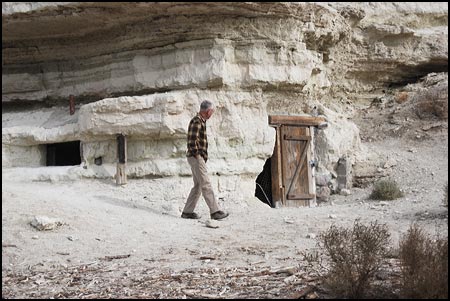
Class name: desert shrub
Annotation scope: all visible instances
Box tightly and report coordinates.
[399,224,448,299]
[396,91,409,104]
[318,219,391,299]
[369,179,403,200]
[413,83,448,119]
[444,183,448,207]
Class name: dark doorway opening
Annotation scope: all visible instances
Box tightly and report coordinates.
[255,157,274,208]
[46,141,81,166]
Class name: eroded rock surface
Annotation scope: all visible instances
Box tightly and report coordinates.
[2,2,448,197]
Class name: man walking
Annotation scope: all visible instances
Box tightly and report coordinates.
[182,100,229,220]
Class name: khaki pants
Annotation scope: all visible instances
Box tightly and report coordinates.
[184,156,220,214]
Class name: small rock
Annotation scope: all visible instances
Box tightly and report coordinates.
[284,217,295,224]
[307,292,319,299]
[32,235,39,240]
[306,233,316,239]
[328,214,337,219]
[339,189,351,196]
[205,220,219,229]
[283,275,297,284]
[274,266,296,276]
[30,216,64,231]
[67,235,78,241]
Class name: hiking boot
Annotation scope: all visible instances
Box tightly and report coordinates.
[181,212,201,219]
[210,210,229,220]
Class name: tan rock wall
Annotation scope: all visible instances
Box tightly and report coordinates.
[2,2,447,190]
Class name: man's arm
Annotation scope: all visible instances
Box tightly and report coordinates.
[187,118,201,157]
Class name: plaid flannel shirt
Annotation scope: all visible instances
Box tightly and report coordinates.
[186,114,208,162]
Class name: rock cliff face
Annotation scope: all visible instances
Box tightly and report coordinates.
[2,2,448,202]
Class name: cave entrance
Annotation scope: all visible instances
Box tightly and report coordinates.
[46,141,81,166]
[255,115,327,208]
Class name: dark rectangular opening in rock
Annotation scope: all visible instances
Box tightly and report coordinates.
[46,141,81,166]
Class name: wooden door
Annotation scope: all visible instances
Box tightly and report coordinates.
[281,126,314,207]
[269,115,325,208]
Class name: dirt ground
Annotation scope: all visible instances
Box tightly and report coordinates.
[2,105,448,298]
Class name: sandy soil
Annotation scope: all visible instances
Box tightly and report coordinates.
[2,119,448,298]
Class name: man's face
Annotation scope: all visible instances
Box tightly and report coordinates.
[206,108,214,119]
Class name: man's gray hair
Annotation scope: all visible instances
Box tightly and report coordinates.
[200,100,214,111]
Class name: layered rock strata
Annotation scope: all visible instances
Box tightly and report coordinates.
[2,2,448,203]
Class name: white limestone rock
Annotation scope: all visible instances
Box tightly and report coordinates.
[30,216,64,231]
[205,220,220,229]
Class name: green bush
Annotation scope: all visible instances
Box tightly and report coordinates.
[399,224,448,299]
[370,179,403,200]
[318,219,391,299]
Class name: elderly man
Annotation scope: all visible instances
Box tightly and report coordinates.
[182,100,229,220]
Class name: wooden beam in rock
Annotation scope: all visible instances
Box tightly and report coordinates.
[69,95,75,115]
[116,134,127,185]
[268,115,327,128]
